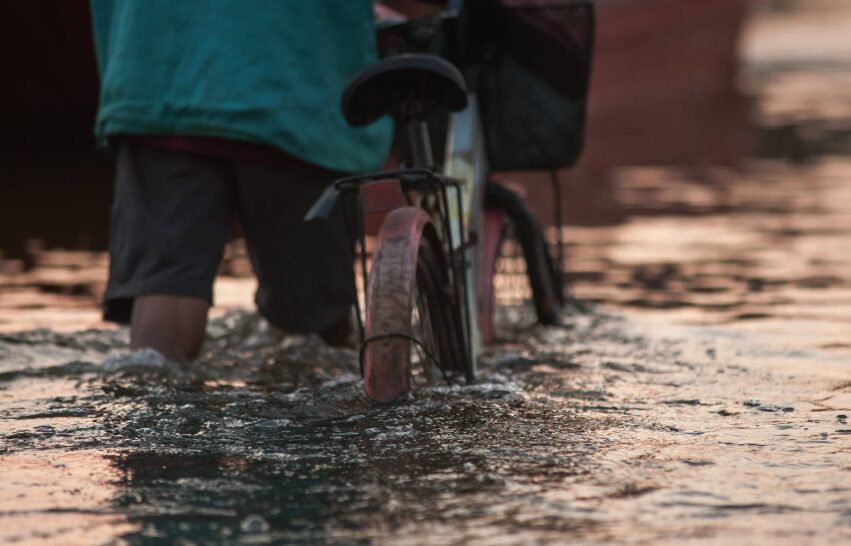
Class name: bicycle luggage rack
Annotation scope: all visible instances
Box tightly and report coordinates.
[335,168,474,378]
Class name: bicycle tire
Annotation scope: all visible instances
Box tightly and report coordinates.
[484,182,563,327]
[363,207,465,403]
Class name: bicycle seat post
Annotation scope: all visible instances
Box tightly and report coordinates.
[401,92,434,169]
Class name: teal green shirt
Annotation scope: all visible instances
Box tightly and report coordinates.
[91,0,391,174]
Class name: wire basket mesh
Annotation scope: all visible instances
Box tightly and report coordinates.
[476,0,595,171]
[375,1,594,172]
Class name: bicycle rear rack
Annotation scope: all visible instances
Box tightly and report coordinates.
[335,168,474,377]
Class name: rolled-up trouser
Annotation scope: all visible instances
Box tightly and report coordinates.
[103,143,354,332]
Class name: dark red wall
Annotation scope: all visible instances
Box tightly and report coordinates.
[1,1,114,258]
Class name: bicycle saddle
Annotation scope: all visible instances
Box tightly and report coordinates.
[341,54,468,127]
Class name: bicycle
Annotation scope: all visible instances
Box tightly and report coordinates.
[330,0,594,403]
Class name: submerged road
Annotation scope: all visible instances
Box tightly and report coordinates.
[0,309,849,545]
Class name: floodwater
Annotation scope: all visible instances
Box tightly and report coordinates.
[2,2,851,545]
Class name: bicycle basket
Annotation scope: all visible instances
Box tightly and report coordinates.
[477,0,595,171]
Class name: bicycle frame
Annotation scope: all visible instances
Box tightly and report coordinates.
[327,0,594,397]
[330,0,492,382]
[443,95,488,376]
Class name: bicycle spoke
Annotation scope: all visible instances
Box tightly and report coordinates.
[411,283,442,386]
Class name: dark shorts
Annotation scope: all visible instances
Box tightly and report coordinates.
[103,143,354,332]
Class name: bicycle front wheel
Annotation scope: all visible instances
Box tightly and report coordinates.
[483,182,563,333]
[363,207,465,404]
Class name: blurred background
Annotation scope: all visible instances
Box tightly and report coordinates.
[1,0,850,355]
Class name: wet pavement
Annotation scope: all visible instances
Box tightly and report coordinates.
[2,308,849,545]
[2,1,851,544]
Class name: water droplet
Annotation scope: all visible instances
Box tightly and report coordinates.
[240,514,270,534]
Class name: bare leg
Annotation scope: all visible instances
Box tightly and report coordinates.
[130,295,209,361]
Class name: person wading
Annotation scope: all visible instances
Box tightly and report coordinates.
[91,0,392,361]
